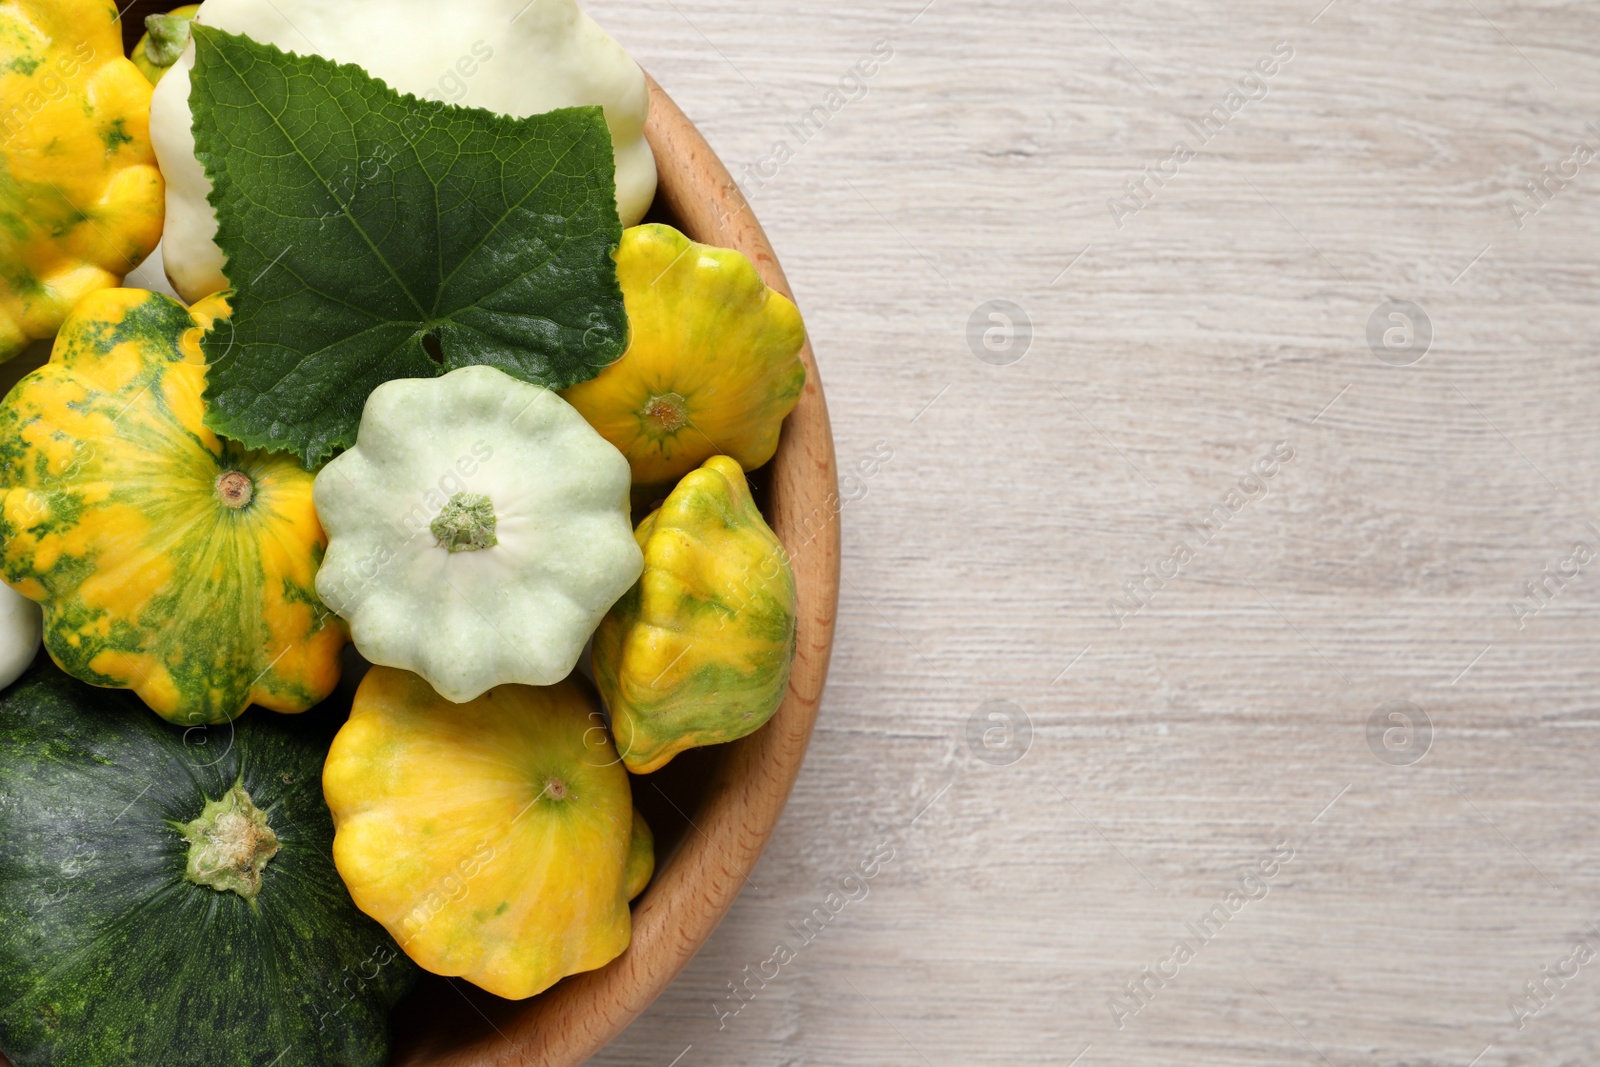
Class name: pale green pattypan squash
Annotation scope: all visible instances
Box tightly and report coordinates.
[149,0,656,302]
[0,581,40,690]
[313,366,641,703]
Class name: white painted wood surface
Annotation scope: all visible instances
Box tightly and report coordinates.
[584,1,1600,1064]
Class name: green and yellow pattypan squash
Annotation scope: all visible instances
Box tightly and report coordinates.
[148,0,655,301]
[0,288,345,726]
[323,665,641,1000]
[312,365,641,704]
[131,5,201,86]
[593,455,797,774]
[561,225,808,502]
[0,0,165,361]
[0,663,416,1067]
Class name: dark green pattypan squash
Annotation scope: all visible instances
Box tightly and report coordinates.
[0,664,415,1067]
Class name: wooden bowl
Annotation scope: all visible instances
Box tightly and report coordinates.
[6,22,839,1067]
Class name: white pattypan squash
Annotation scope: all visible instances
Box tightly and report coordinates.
[313,366,642,703]
[149,0,657,302]
[0,580,40,690]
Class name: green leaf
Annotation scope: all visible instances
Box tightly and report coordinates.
[189,26,628,466]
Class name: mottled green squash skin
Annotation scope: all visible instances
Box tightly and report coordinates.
[592,456,797,774]
[0,288,345,726]
[0,665,415,1067]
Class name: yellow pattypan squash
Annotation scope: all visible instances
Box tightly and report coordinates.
[561,224,807,500]
[594,456,797,774]
[625,808,655,900]
[0,0,164,361]
[323,666,641,1000]
[131,4,201,86]
[0,288,346,725]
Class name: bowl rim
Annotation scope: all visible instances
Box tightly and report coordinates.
[389,75,842,1067]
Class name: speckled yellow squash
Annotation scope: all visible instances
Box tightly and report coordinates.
[593,456,797,774]
[0,0,164,361]
[0,288,345,725]
[323,666,639,1000]
[561,224,807,501]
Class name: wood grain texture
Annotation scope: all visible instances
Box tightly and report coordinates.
[570,1,1600,1066]
[73,1,1600,1064]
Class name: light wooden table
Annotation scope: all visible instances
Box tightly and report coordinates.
[587,1,1600,1065]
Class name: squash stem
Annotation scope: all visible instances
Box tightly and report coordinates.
[640,392,690,434]
[431,492,498,552]
[180,784,279,900]
[216,470,253,509]
[143,13,193,69]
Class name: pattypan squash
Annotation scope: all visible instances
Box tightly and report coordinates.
[131,5,200,86]
[313,365,642,704]
[149,0,656,302]
[0,581,40,691]
[593,456,797,774]
[562,225,808,501]
[323,665,638,1000]
[0,288,346,725]
[0,664,417,1067]
[0,0,164,361]
[625,808,655,900]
